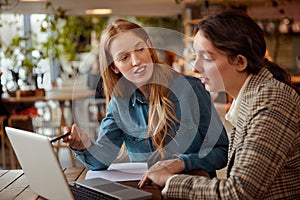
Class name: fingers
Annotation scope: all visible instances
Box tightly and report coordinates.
[138,164,170,188]
[139,162,166,187]
[62,124,92,150]
[62,126,72,142]
[63,126,71,134]
[62,124,81,147]
[138,173,150,188]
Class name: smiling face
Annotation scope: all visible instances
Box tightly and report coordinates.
[193,30,243,95]
[109,31,154,88]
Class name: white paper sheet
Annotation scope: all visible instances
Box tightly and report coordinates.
[85,162,148,182]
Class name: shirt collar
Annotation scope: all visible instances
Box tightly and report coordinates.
[130,89,148,107]
[225,75,252,127]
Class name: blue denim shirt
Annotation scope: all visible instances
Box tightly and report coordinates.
[74,75,228,174]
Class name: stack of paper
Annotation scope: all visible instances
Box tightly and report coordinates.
[85,162,148,182]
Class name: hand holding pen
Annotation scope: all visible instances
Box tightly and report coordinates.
[57,124,92,150]
[50,131,71,143]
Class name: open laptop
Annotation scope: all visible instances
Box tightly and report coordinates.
[5,127,152,200]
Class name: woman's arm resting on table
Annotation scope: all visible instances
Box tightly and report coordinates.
[138,158,210,188]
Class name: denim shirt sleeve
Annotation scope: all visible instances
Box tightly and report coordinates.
[168,76,228,173]
[73,98,124,170]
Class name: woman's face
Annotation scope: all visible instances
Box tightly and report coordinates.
[109,31,154,87]
[193,30,237,93]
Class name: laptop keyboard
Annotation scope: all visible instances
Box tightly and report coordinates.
[69,183,119,200]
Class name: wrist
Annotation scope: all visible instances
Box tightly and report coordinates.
[176,158,185,171]
[82,139,92,150]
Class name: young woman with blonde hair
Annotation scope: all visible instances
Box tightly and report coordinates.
[63,19,228,178]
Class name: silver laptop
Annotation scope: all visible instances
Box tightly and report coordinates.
[5,127,152,200]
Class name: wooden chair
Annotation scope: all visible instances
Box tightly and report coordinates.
[83,98,106,142]
[7,114,32,169]
[45,101,76,167]
[0,115,8,169]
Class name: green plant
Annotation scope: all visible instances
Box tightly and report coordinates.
[136,17,182,32]
[40,2,107,64]
[0,2,108,92]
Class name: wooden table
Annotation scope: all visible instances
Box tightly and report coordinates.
[2,88,95,103]
[0,167,162,199]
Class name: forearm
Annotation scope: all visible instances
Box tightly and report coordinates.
[162,174,244,199]
[75,154,108,170]
[179,145,228,172]
[73,142,120,170]
[162,174,218,199]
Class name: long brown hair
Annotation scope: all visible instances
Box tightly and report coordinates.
[197,10,300,95]
[99,19,179,158]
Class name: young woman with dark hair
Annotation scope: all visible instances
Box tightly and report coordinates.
[139,10,300,199]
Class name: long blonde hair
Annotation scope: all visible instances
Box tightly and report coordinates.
[99,19,179,158]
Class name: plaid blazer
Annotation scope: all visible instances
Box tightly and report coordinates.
[162,68,300,199]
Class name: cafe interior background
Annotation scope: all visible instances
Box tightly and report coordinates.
[0,0,299,170]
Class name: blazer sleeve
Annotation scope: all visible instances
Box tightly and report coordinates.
[162,81,299,199]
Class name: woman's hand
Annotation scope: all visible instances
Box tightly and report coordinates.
[138,165,173,188]
[138,158,185,188]
[62,124,92,150]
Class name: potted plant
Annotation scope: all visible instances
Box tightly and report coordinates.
[3,31,47,96]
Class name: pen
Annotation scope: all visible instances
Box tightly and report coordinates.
[50,132,71,143]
